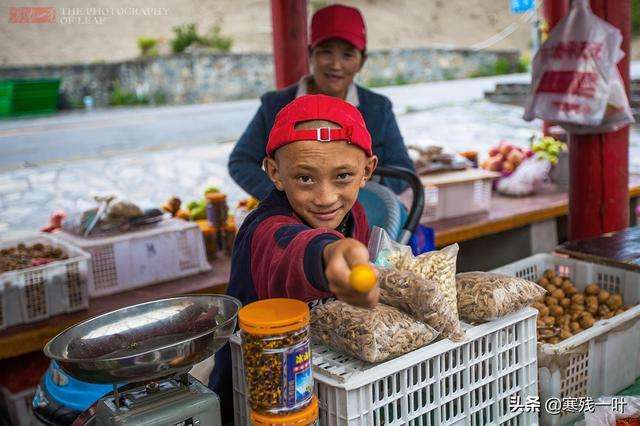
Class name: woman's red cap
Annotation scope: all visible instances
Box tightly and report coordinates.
[266,94,372,157]
[310,4,366,51]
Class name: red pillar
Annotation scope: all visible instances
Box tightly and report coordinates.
[270,0,309,89]
[541,0,570,136]
[542,0,570,30]
[568,0,631,240]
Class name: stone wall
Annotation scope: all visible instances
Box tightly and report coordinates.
[0,47,519,109]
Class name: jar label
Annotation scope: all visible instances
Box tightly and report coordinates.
[284,341,312,408]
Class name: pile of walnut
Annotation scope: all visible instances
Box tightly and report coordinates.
[534,269,629,344]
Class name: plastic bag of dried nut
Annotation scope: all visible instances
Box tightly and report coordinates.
[456,272,546,322]
[311,301,438,363]
[384,244,460,313]
[378,267,465,341]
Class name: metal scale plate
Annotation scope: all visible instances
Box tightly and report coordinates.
[43,295,241,426]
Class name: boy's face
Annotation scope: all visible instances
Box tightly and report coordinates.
[265,120,377,230]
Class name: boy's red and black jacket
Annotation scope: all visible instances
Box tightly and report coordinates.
[231,189,370,304]
[210,189,369,419]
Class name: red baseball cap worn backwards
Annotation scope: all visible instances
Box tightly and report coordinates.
[310,4,366,51]
[266,94,372,157]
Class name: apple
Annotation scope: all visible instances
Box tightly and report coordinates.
[507,150,524,166]
[503,161,515,173]
[487,157,503,171]
[499,143,513,156]
[489,147,500,157]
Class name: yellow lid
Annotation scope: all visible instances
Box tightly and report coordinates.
[206,192,227,202]
[196,219,216,234]
[239,298,309,335]
[251,397,318,425]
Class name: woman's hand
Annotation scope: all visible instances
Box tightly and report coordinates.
[322,238,379,308]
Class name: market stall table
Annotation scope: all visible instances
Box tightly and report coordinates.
[2,175,640,360]
[430,174,640,271]
[0,257,230,360]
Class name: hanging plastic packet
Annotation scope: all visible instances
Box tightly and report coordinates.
[523,0,634,133]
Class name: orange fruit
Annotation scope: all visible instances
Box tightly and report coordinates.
[349,264,377,293]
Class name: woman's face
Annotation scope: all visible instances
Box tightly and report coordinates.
[310,39,365,99]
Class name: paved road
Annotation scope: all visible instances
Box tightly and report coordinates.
[0,99,259,171]
[0,74,533,171]
[1,71,639,236]
[3,62,640,171]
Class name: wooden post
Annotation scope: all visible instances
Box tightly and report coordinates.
[568,0,631,239]
[270,0,309,89]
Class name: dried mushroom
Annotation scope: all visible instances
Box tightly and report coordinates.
[585,284,600,295]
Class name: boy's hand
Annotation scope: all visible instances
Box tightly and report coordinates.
[322,238,379,308]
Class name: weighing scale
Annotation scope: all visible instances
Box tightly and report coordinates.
[41,295,241,426]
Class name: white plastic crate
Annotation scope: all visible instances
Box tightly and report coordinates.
[0,234,90,329]
[492,254,640,426]
[408,169,499,223]
[54,219,211,297]
[0,386,40,426]
[231,308,539,426]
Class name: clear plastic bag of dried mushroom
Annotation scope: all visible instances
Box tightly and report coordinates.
[456,272,546,322]
[369,227,461,322]
[310,300,438,363]
[378,267,465,341]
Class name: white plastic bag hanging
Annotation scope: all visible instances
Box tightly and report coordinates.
[523,0,634,133]
[561,65,635,134]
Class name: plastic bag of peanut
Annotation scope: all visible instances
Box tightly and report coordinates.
[311,301,438,363]
[456,272,546,322]
[378,267,465,341]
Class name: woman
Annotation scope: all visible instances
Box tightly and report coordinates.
[228,3,414,200]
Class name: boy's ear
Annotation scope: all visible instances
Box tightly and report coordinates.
[361,155,378,188]
[264,157,285,191]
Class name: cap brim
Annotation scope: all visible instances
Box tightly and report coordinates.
[311,31,366,51]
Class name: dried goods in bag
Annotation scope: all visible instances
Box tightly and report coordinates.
[378,267,465,341]
[383,244,460,316]
[310,301,437,363]
[456,272,546,322]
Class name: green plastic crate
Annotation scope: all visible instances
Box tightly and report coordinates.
[0,78,60,117]
[0,81,12,117]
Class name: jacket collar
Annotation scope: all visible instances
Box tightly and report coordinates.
[295,74,359,107]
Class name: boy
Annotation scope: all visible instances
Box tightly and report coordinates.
[210,94,379,419]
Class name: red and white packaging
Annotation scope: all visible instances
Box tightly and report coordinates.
[523,0,634,134]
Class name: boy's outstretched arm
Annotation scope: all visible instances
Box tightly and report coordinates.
[323,238,379,308]
[250,216,378,306]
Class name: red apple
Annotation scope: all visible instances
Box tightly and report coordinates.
[507,150,524,166]
[487,157,503,171]
[503,161,515,173]
[499,144,513,156]
[489,147,500,157]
